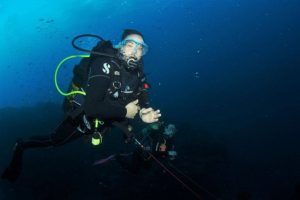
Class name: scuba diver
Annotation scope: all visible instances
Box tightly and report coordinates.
[1,29,161,182]
[114,121,177,174]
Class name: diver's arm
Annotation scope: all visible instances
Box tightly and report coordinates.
[137,75,150,108]
[83,58,127,120]
[138,90,150,108]
[136,75,161,123]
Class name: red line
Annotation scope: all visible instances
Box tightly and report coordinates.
[149,153,202,200]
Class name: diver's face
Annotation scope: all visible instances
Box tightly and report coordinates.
[121,34,144,61]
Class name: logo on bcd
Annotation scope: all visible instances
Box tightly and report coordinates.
[102,63,111,74]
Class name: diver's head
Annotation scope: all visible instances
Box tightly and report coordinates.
[116,29,149,70]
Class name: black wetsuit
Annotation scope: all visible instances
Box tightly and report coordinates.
[1,55,150,182]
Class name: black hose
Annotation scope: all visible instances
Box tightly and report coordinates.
[71,34,118,59]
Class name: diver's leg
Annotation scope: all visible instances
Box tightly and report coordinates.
[1,116,83,182]
[1,140,24,181]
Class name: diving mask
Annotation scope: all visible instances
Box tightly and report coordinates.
[115,37,149,56]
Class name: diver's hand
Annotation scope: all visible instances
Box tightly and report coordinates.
[139,108,161,123]
[125,99,140,119]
